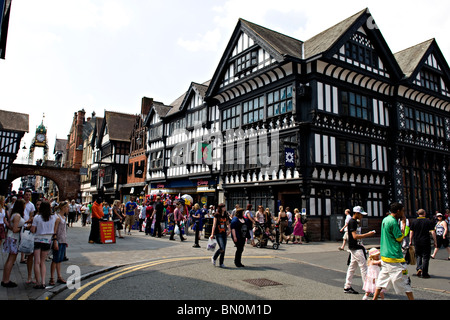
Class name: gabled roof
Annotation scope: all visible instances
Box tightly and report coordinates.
[304,8,403,80]
[165,80,210,118]
[53,138,67,154]
[239,19,304,61]
[303,8,367,60]
[144,100,172,127]
[206,19,303,99]
[100,111,135,144]
[394,38,450,82]
[0,110,29,132]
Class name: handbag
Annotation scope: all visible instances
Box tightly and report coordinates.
[18,229,35,254]
[408,245,416,265]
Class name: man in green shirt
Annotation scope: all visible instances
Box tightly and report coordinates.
[373,202,414,300]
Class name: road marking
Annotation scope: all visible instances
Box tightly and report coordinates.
[66,255,274,300]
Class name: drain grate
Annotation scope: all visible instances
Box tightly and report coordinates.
[243,278,282,287]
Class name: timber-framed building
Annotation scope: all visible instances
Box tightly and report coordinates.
[145,8,450,240]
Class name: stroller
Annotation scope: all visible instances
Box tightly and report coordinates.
[253,222,279,250]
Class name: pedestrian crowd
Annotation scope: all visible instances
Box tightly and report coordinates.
[340,203,449,300]
[0,189,71,289]
[1,189,448,300]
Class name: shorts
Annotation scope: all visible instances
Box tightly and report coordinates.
[34,241,51,251]
[52,242,67,263]
[125,215,135,227]
[436,235,449,248]
[376,261,412,294]
[342,231,348,240]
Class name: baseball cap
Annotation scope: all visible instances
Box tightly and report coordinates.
[353,206,367,215]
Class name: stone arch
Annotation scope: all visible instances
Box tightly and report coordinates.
[6,164,80,201]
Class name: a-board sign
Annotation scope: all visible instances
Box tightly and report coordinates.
[100,221,116,244]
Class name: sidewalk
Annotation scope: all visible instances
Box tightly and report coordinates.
[0,220,448,300]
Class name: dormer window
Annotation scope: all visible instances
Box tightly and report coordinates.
[345,36,379,69]
[235,50,258,76]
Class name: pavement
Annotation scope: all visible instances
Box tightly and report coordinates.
[0,219,449,300]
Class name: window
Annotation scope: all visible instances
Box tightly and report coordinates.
[344,33,378,68]
[416,110,435,135]
[187,108,207,127]
[420,69,440,92]
[243,96,264,124]
[404,106,414,130]
[222,105,240,130]
[267,85,293,117]
[341,91,370,120]
[339,141,369,168]
[148,125,163,141]
[150,151,163,169]
[235,50,258,75]
[101,143,112,158]
[115,142,129,155]
[104,166,113,184]
[436,116,445,138]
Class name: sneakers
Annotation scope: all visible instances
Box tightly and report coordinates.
[211,257,216,266]
[1,281,17,288]
[344,287,359,294]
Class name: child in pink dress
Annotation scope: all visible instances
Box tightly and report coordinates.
[363,248,384,300]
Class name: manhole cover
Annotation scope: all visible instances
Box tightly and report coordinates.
[243,278,282,287]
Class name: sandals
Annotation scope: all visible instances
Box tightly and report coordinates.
[33,284,45,289]
[49,278,66,286]
[57,278,67,284]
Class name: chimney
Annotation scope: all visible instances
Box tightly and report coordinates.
[141,97,153,116]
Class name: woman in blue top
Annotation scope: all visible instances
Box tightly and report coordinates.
[231,208,247,268]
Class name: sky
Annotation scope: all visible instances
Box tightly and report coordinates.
[1,0,450,164]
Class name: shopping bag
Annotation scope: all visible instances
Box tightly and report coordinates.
[207,237,217,251]
[18,229,35,254]
[175,224,180,235]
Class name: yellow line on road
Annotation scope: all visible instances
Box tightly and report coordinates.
[66,255,274,300]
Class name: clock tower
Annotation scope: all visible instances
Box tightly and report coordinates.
[29,115,48,164]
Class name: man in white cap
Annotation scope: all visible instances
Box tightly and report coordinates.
[343,206,376,294]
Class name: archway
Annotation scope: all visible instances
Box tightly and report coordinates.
[5,164,80,201]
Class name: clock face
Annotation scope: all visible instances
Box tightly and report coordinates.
[36,133,45,142]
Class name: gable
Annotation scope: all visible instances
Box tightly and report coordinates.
[304,8,402,81]
[219,31,278,88]
[333,26,391,78]
[395,39,450,98]
[413,53,450,98]
[206,18,303,98]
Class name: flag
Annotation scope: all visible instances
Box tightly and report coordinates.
[285,148,295,167]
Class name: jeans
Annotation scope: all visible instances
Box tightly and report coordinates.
[234,239,245,266]
[415,243,431,275]
[213,233,227,265]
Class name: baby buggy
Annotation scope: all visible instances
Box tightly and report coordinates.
[253,222,279,250]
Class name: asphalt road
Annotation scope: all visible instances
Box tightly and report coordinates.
[46,222,450,302]
[2,219,449,306]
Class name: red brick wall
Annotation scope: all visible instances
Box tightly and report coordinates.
[127,153,147,184]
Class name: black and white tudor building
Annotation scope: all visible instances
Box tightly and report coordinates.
[145,8,450,240]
